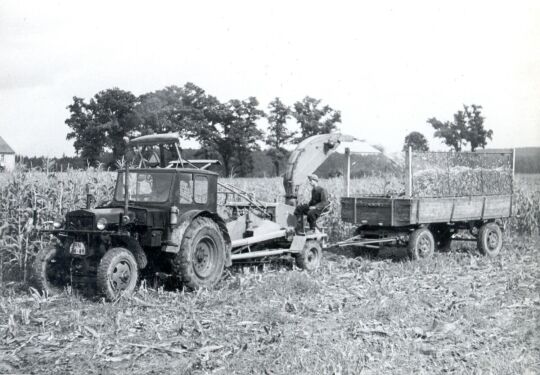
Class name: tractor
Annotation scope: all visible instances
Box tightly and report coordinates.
[32,133,355,300]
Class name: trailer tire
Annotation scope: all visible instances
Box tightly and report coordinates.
[477,222,502,257]
[31,245,69,296]
[172,217,226,290]
[295,240,322,271]
[97,247,139,301]
[408,228,435,260]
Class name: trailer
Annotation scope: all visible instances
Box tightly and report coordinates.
[337,148,515,259]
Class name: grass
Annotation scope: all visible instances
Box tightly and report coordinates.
[0,236,538,374]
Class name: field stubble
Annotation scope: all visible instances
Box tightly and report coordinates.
[0,237,538,374]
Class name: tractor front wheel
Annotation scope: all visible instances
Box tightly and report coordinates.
[96,248,139,300]
[295,240,322,271]
[172,217,226,290]
[31,245,69,296]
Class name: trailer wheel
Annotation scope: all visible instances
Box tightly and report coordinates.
[97,247,139,300]
[477,222,502,257]
[172,217,226,289]
[295,240,322,271]
[408,228,435,260]
[31,245,69,296]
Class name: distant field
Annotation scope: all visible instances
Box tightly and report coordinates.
[515,147,540,173]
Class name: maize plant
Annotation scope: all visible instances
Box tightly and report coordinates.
[0,167,115,282]
[0,167,538,282]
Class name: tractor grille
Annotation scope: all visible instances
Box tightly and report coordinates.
[65,213,95,230]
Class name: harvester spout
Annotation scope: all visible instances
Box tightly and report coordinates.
[283,133,356,206]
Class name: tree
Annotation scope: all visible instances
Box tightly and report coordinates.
[137,83,217,136]
[65,88,139,167]
[65,97,107,166]
[194,97,265,176]
[292,96,341,143]
[91,89,139,164]
[464,104,492,151]
[403,131,429,152]
[137,83,265,176]
[136,90,178,134]
[266,98,295,175]
[428,104,492,151]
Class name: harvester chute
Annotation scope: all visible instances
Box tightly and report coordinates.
[283,133,357,205]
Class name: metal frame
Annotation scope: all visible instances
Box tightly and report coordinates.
[335,235,399,248]
[230,232,327,260]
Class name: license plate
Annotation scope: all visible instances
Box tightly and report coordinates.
[70,242,86,255]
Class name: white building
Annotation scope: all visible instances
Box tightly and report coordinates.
[0,136,15,172]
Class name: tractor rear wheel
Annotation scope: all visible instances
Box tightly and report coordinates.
[477,222,503,257]
[295,240,322,271]
[31,245,69,296]
[172,217,226,290]
[408,228,435,260]
[96,248,139,300]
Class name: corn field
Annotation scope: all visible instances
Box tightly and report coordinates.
[0,168,539,374]
[0,168,539,283]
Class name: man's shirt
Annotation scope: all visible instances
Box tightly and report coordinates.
[308,185,328,209]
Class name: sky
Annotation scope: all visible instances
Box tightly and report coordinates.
[0,0,539,157]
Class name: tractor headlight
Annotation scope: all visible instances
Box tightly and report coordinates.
[53,221,63,229]
[97,218,108,230]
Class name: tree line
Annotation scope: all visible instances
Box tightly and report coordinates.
[65,83,341,176]
[403,104,494,152]
[64,82,497,176]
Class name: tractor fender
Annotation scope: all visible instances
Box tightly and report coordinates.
[112,235,148,269]
[166,210,232,267]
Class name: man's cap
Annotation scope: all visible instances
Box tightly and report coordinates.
[307,174,319,182]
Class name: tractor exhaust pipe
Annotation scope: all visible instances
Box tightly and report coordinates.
[123,137,130,228]
[124,161,129,220]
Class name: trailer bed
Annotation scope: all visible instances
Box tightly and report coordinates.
[341,194,512,227]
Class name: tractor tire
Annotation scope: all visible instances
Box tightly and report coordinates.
[172,217,226,290]
[295,240,322,271]
[96,247,138,301]
[477,222,503,257]
[408,228,435,260]
[31,245,69,296]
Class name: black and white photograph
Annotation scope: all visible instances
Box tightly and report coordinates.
[0,1,539,374]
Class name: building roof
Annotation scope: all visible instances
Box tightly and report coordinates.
[0,136,15,154]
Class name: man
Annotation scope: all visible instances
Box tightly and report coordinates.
[294,174,328,234]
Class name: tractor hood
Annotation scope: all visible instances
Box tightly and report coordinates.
[64,206,168,230]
